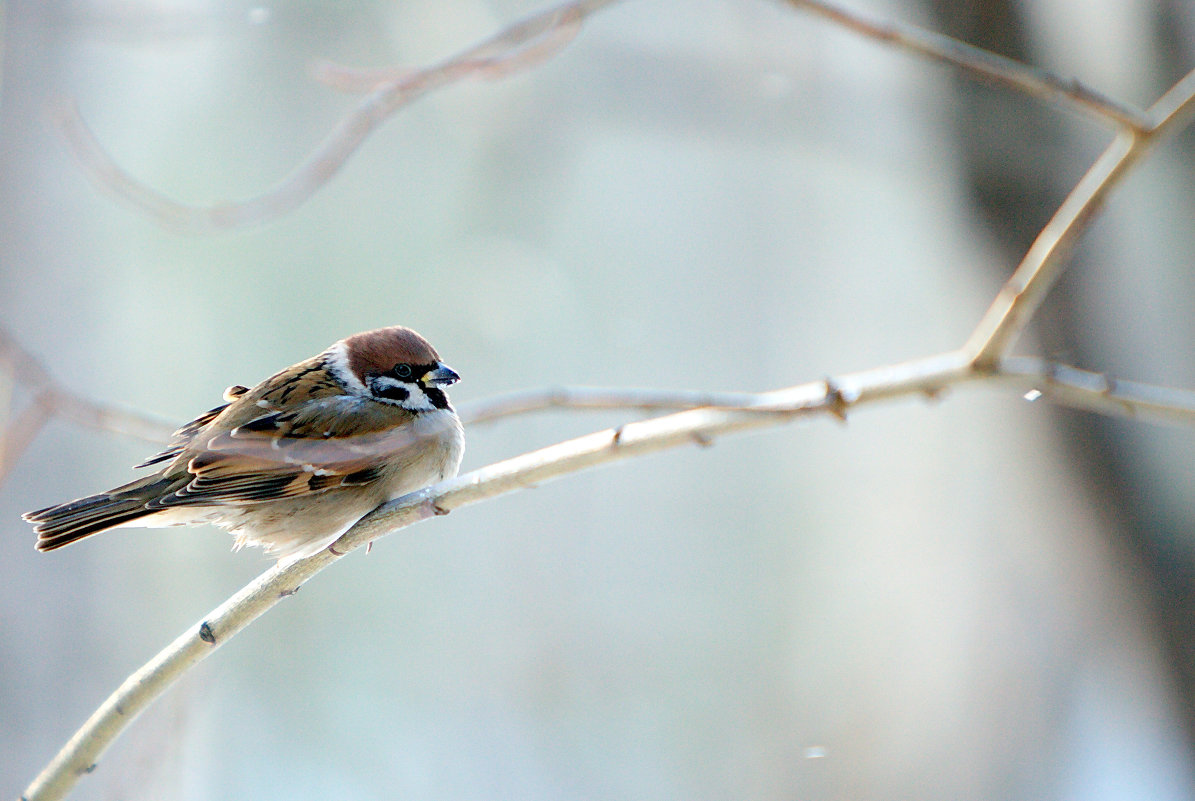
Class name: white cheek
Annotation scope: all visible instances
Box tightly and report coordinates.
[323,341,368,394]
[370,376,436,411]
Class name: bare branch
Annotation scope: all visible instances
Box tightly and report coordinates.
[780,0,1152,132]
[0,327,176,451]
[313,0,596,92]
[55,0,622,233]
[996,358,1195,426]
[962,130,1139,365]
[1145,63,1195,135]
[0,395,54,485]
[60,0,1154,233]
[965,66,1195,366]
[458,386,808,425]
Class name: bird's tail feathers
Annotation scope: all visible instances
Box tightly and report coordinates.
[24,493,155,552]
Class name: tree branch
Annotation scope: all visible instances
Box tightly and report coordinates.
[779,0,1151,131]
[22,345,1195,799]
[965,67,1195,366]
[0,395,54,485]
[996,358,1195,426]
[0,327,176,485]
[57,0,1154,233]
[457,386,812,425]
[53,0,623,233]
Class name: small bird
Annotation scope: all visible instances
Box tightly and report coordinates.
[24,326,464,563]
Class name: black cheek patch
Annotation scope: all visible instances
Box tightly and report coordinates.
[375,385,410,403]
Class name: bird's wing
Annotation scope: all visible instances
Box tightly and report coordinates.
[132,384,252,469]
[134,401,232,468]
[147,396,441,508]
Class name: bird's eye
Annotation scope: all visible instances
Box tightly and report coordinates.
[393,363,414,379]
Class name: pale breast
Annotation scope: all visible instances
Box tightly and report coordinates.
[379,408,465,499]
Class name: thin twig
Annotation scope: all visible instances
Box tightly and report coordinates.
[0,395,54,485]
[0,326,56,388]
[997,358,1195,426]
[312,0,595,92]
[780,0,1152,132]
[0,327,177,449]
[962,130,1139,365]
[59,0,1154,233]
[54,0,622,233]
[458,386,807,425]
[965,66,1195,366]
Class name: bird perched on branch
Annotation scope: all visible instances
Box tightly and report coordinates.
[24,326,464,563]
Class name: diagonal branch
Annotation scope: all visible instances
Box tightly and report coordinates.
[964,66,1195,366]
[0,327,177,460]
[780,0,1151,131]
[58,0,1154,233]
[0,395,55,485]
[54,0,622,233]
[962,130,1139,365]
[996,358,1195,426]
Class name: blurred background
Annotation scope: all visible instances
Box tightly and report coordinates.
[4,0,1195,798]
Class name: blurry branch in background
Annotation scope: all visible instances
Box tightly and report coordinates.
[8,334,1195,496]
[456,374,1195,428]
[17,0,1195,798]
[52,0,1152,233]
[966,67,1195,365]
[52,0,622,233]
[997,359,1195,426]
[0,328,175,485]
[784,0,1152,131]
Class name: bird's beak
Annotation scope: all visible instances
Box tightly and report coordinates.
[423,363,460,387]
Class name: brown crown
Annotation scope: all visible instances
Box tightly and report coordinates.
[343,326,441,379]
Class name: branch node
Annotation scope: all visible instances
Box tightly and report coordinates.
[198,622,216,645]
[824,378,850,422]
[612,425,625,445]
[278,586,300,598]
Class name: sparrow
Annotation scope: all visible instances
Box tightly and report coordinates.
[24,326,464,563]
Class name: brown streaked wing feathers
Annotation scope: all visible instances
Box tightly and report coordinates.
[134,401,230,468]
[147,393,437,508]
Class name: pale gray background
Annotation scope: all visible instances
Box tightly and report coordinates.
[4,0,1195,798]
